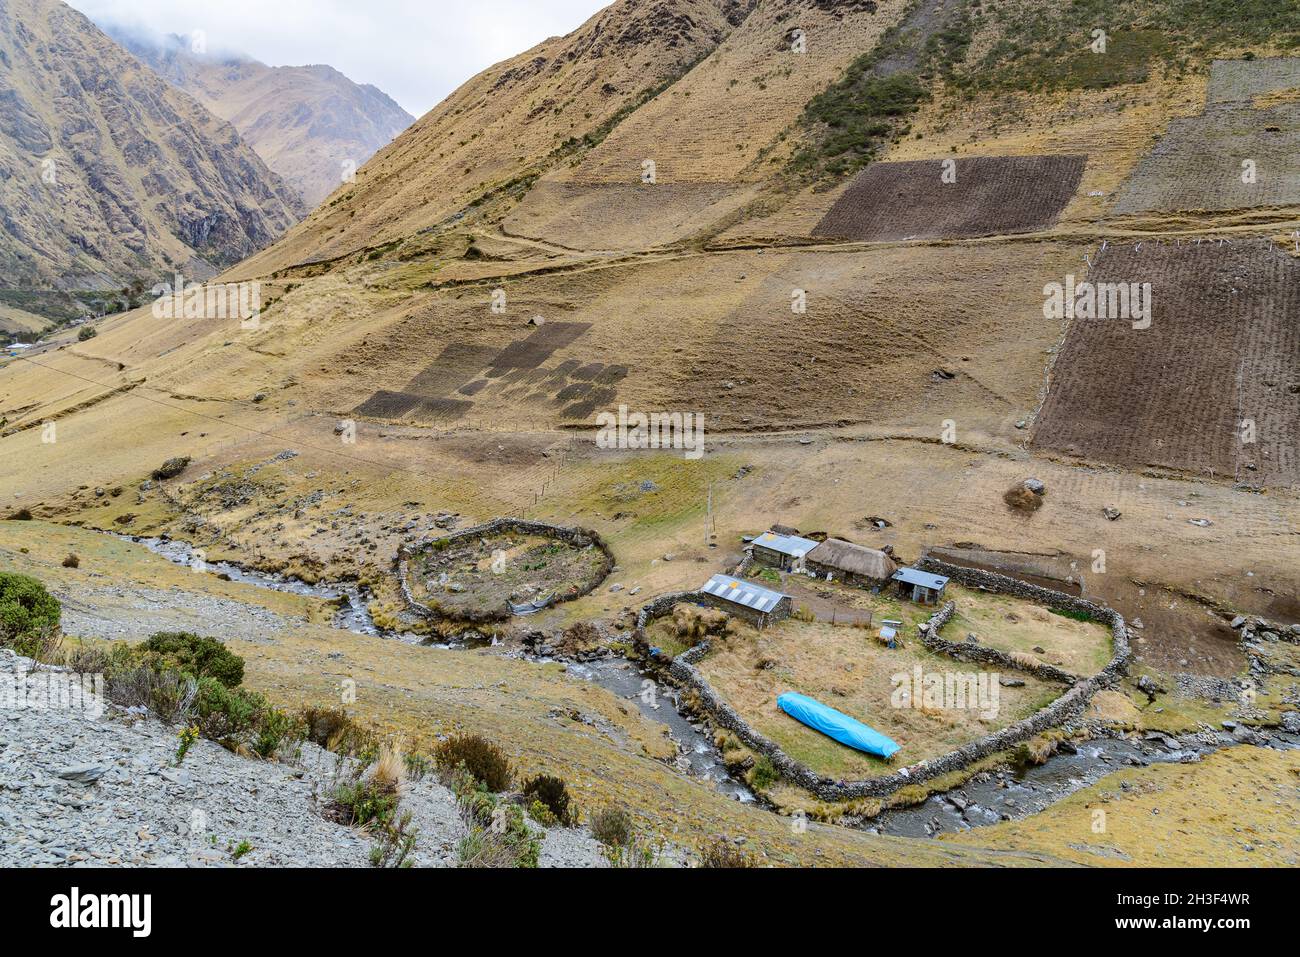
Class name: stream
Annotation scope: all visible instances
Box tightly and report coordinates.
[125,533,1293,830]
[866,727,1299,838]
[124,533,754,803]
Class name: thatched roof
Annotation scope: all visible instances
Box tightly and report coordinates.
[806,539,898,580]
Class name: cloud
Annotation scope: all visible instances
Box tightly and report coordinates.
[67,0,610,117]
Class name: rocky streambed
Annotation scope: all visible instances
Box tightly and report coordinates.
[119,533,1296,832]
[865,722,1300,838]
[125,533,754,804]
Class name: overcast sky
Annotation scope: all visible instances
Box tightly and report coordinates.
[67,0,610,117]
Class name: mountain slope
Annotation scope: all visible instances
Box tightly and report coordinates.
[229,0,753,276]
[0,0,305,293]
[107,29,414,208]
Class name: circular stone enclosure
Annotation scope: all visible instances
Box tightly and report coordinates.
[398,518,614,624]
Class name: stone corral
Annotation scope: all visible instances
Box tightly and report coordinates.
[633,561,1131,802]
[396,517,615,623]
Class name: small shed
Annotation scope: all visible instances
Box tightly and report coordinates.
[750,531,820,572]
[699,573,793,628]
[892,567,949,605]
[806,538,898,587]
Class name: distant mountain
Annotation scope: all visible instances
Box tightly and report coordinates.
[108,28,415,208]
[0,0,305,294]
[230,0,753,276]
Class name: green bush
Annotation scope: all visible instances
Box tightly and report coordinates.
[102,645,197,723]
[329,775,402,831]
[194,677,268,747]
[433,733,512,792]
[77,325,97,341]
[749,755,779,790]
[0,572,62,657]
[520,774,578,827]
[140,631,245,687]
[452,774,540,868]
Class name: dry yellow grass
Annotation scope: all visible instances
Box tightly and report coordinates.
[946,745,1300,867]
[695,617,1061,780]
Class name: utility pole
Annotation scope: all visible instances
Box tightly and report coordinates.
[705,482,713,546]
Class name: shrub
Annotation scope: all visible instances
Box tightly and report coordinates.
[101,644,198,722]
[433,733,512,792]
[527,800,558,827]
[0,573,62,656]
[520,774,577,827]
[602,836,663,868]
[193,677,267,748]
[369,809,418,868]
[697,838,757,868]
[328,772,402,831]
[140,631,245,687]
[252,707,302,759]
[452,774,539,868]
[150,456,190,481]
[1002,483,1043,513]
[77,326,97,341]
[749,755,779,790]
[61,553,80,569]
[299,705,375,756]
[589,807,634,848]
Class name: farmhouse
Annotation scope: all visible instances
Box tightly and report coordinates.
[805,538,897,587]
[699,573,793,628]
[892,567,949,605]
[751,530,820,572]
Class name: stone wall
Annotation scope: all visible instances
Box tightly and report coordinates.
[915,602,1078,684]
[396,517,615,623]
[914,556,1131,688]
[631,562,1132,802]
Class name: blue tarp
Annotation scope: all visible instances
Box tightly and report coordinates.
[777,692,900,759]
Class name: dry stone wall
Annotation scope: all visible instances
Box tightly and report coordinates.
[632,564,1131,802]
[397,517,615,622]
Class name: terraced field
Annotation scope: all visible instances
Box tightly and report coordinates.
[1206,56,1300,104]
[1112,103,1300,214]
[812,155,1086,241]
[1031,239,1300,486]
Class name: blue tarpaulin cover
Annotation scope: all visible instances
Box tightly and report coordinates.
[777,692,900,759]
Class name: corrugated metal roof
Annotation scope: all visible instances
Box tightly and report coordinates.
[752,531,820,558]
[701,574,790,614]
[892,568,949,590]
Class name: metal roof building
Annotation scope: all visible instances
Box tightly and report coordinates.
[699,573,794,626]
[751,530,820,571]
[891,567,950,604]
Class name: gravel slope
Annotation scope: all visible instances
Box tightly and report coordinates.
[0,648,607,868]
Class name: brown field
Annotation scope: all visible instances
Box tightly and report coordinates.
[502,182,757,251]
[1112,102,1300,214]
[812,155,1087,241]
[1031,238,1300,487]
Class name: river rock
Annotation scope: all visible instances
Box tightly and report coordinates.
[56,764,109,784]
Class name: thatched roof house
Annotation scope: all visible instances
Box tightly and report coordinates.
[805,539,898,586]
